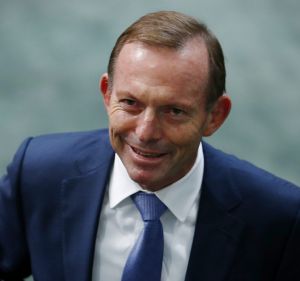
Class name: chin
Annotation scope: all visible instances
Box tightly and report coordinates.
[128,172,159,190]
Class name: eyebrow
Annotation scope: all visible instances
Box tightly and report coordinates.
[115,89,198,110]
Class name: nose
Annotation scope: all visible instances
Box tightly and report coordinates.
[135,109,162,143]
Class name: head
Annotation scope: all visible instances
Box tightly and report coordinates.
[101,11,231,191]
[108,10,226,109]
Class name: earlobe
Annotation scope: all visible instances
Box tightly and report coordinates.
[100,73,111,107]
[203,94,231,136]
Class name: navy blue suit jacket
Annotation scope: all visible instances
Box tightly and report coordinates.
[1,129,300,281]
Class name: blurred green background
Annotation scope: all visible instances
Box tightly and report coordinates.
[1,1,300,178]
[0,0,299,279]
[1,0,300,183]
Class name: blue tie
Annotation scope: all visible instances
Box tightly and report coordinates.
[121,191,167,281]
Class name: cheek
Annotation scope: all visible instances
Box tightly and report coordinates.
[108,107,136,135]
[164,121,203,148]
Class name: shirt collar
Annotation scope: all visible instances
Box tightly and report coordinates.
[109,143,204,222]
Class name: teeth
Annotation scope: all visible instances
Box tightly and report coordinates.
[133,148,163,158]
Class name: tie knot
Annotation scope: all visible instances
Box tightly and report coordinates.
[132,192,167,221]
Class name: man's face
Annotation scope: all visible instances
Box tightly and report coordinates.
[101,39,224,191]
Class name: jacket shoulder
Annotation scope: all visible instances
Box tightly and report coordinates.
[17,129,112,183]
[202,141,300,205]
[25,129,109,164]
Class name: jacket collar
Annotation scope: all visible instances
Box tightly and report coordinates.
[185,142,244,281]
[61,130,115,281]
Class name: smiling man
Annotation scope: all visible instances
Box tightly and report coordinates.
[1,11,300,281]
[101,37,230,190]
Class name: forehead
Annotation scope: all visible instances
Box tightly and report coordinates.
[113,39,209,94]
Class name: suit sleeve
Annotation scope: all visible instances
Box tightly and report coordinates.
[0,138,33,280]
[275,203,300,281]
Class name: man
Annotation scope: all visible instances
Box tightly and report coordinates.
[1,11,300,281]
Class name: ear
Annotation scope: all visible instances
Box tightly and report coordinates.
[100,73,111,108]
[203,94,231,137]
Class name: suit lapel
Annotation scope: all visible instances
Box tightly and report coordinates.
[185,143,245,281]
[61,132,114,281]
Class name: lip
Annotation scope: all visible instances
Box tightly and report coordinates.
[132,146,166,157]
[129,145,168,165]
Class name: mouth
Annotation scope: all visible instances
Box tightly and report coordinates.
[131,146,167,158]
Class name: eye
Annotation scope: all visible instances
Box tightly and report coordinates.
[120,99,136,106]
[164,107,186,117]
[170,108,184,116]
[119,98,141,113]
[163,106,188,121]
[120,99,138,107]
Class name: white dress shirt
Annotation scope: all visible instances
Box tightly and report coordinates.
[92,143,204,281]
